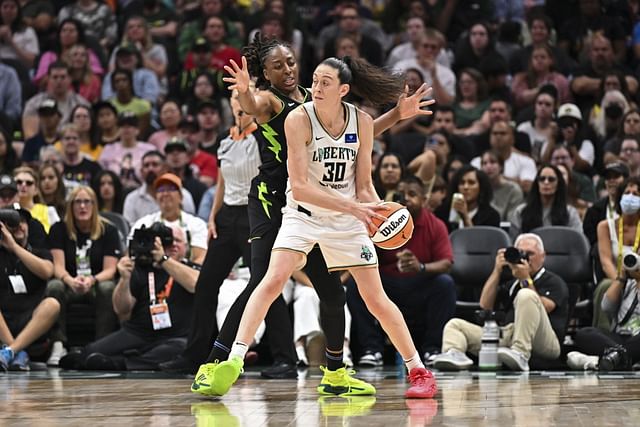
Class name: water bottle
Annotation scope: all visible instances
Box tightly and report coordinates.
[478,319,500,370]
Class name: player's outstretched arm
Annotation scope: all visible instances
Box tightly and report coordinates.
[372,83,435,136]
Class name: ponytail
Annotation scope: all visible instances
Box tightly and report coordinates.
[320,56,405,107]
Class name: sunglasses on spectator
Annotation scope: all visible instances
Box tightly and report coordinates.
[73,199,94,206]
[16,179,34,187]
[538,175,557,183]
[156,185,179,193]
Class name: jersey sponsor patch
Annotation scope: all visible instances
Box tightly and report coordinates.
[345,133,357,143]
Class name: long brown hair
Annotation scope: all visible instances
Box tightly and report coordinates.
[38,163,66,217]
[64,185,105,241]
[321,56,405,107]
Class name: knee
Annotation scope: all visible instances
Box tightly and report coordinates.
[431,274,456,295]
[261,271,289,297]
[95,280,116,298]
[514,288,539,306]
[361,293,391,318]
[45,279,66,299]
[444,318,468,334]
[40,297,61,316]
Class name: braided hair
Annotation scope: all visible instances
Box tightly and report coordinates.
[320,56,405,107]
[243,32,293,90]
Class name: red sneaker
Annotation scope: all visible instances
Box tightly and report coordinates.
[405,367,437,398]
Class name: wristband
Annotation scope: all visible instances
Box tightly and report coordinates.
[520,278,533,288]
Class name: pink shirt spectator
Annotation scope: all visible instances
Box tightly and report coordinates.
[34,50,104,85]
[98,141,155,189]
[147,130,177,152]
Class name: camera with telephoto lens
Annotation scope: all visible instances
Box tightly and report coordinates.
[504,246,530,264]
[129,222,174,267]
[599,345,631,371]
[622,250,640,272]
[0,209,21,240]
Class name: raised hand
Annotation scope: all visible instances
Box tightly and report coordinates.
[396,83,435,120]
[223,56,251,93]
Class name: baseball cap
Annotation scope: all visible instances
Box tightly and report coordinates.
[7,202,31,222]
[557,103,582,121]
[603,161,630,179]
[153,173,182,191]
[37,99,60,115]
[192,37,210,52]
[164,137,189,153]
[118,111,139,127]
[0,174,17,193]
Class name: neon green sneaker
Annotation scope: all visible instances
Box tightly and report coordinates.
[318,395,377,417]
[191,362,220,396]
[317,366,376,396]
[191,357,244,397]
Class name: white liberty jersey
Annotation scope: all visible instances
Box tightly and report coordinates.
[286,101,360,216]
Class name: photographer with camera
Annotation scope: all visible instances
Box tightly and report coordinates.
[44,186,120,366]
[0,174,47,250]
[59,224,198,370]
[568,178,640,371]
[129,173,207,264]
[0,204,59,372]
[433,233,568,371]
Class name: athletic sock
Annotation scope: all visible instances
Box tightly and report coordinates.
[404,352,425,372]
[228,341,249,361]
[210,340,231,362]
[325,348,344,371]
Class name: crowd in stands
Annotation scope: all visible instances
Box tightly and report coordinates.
[2,0,640,374]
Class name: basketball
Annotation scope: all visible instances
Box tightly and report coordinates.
[370,201,414,250]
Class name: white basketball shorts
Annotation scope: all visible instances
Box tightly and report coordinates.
[273,207,378,271]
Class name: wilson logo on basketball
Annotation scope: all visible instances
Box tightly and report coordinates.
[379,214,407,237]
[371,202,414,250]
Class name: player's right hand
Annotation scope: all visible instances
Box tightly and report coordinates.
[223,56,250,93]
[352,202,389,235]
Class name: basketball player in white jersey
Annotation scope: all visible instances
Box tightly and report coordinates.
[208,56,438,399]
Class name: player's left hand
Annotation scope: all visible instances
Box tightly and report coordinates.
[396,84,435,120]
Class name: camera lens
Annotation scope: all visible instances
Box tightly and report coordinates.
[623,252,640,271]
[504,247,522,264]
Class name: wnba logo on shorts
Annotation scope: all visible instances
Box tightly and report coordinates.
[379,214,407,237]
[361,245,373,261]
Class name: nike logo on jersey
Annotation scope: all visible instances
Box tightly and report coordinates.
[288,102,295,107]
[315,136,324,140]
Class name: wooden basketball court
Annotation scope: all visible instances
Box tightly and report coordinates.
[2,367,640,426]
